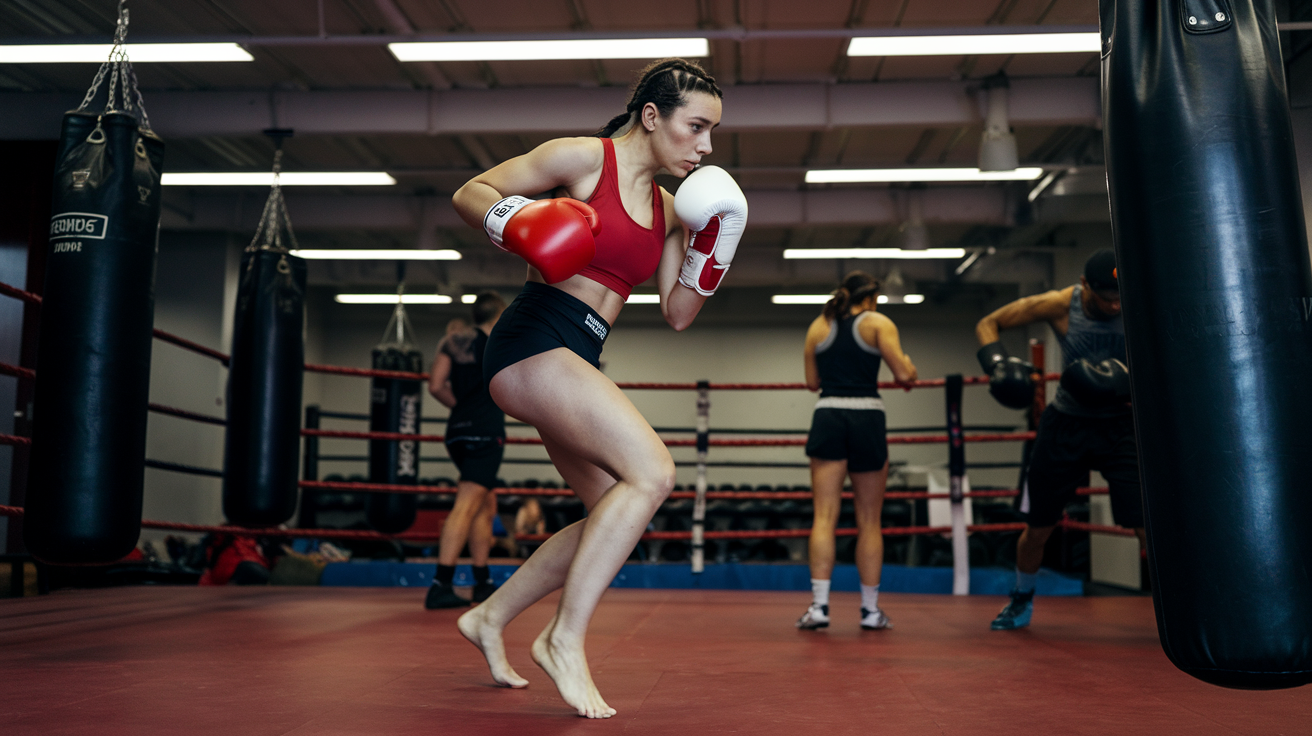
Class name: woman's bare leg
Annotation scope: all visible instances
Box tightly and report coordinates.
[468,492,497,567]
[808,458,849,581]
[485,348,674,718]
[457,404,617,691]
[438,481,491,568]
[850,461,889,587]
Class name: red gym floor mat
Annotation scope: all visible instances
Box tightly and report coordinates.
[1,587,1308,735]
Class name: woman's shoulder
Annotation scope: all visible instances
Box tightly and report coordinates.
[533,137,605,175]
[805,314,832,339]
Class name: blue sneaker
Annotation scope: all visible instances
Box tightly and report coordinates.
[990,588,1034,630]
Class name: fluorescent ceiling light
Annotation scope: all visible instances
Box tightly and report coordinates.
[335,294,453,305]
[162,172,396,187]
[461,294,477,304]
[0,43,253,63]
[784,248,966,260]
[806,167,1044,183]
[625,294,661,304]
[389,37,708,62]
[847,33,1100,57]
[291,249,462,260]
[772,294,926,305]
[771,295,831,305]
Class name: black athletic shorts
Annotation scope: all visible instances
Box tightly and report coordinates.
[1024,405,1143,528]
[483,281,609,384]
[804,397,888,473]
[445,437,504,490]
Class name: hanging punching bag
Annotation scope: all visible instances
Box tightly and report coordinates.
[24,23,165,564]
[224,249,306,527]
[1101,0,1312,688]
[367,345,423,534]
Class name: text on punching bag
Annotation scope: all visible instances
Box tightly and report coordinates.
[397,393,419,477]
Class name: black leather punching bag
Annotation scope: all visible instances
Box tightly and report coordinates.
[224,249,306,527]
[366,347,423,534]
[1101,0,1312,688]
[25,110,164,564]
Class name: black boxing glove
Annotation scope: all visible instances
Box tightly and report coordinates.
[976,341,1009,375]
[977,342,1035,410]
[1060,358,1131,408]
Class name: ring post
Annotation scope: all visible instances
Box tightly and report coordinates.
[298,404,320,529]
[945,374,969,595]
[691,380,710,574]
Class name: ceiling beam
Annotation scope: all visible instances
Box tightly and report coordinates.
[0,77,1098,139]
[159,185,1107,233]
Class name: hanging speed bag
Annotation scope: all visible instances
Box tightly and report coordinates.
[223,250,306,527]
[24,111,164,564]
[366,348,423,534]
[1101,0,1312,688]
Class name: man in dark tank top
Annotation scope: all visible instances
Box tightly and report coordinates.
[425,291,508,610]
[974,249,1145,631]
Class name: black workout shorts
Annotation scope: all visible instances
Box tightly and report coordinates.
[1023,405,1143,528]
[804,397,888,473]
[483,281,609,384]
[445,437,505,491]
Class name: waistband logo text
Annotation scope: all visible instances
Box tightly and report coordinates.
[584,313,608,340]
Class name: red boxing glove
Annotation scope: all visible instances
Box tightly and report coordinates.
[483,196,601,284]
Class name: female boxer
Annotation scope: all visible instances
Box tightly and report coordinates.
[450,59,747,718]
[797,272,916,632]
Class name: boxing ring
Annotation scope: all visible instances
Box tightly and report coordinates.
[3,281,1311,733]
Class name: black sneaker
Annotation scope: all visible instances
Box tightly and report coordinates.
[472,580,497,603]
[424,581,470,609]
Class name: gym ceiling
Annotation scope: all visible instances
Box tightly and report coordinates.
[0,1,1191,294]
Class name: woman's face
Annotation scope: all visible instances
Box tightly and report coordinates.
[645,91,721,177]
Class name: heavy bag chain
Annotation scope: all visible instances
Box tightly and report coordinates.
[76,0,152,134]
[248,149,299,275]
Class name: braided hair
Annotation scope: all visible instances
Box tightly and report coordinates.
[595,58,723,138]
[822,272,882,322]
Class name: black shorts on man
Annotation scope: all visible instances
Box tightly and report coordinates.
[1023,405,1143,528]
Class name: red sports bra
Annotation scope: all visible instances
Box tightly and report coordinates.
[576,137,665,299]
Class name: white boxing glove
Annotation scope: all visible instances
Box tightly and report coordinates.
[675,165,748,296]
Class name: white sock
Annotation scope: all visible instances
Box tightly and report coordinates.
[860,583,880,612]
[1016,570,1038,593]
[810,579,831,608]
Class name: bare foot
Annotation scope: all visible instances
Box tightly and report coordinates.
[531,624,616,718]
[457,606,529,688]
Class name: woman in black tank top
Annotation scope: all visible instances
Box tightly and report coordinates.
[797,272,918,632]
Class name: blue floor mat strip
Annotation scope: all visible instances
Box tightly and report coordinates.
[320,562,1083,596]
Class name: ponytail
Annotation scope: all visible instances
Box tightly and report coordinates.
[595,58,723,138]
[822,272,881,321]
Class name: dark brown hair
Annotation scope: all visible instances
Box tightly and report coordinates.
[822,272,881,321]
[595,58,723,138]
[471,290,507,325]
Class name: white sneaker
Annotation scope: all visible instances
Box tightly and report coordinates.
[860,607,891,630]
[796,603,830,630]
